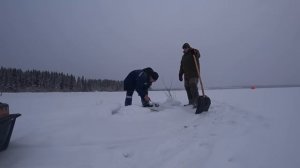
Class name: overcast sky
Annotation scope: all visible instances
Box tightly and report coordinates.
[1,0,299,88]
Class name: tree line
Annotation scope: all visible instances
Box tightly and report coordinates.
[0,67,123,92]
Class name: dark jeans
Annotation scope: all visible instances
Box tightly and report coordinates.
[125,90,148,106]
[184,78,199,106]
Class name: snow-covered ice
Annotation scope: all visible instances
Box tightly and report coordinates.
[0,87,299,168]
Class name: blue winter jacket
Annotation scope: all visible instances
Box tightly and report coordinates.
[124,70,152,98]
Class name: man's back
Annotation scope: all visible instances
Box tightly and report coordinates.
[180,49,200,78]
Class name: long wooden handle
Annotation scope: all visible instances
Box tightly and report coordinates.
[193,54,205,96]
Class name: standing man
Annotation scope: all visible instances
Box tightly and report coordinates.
[179,43,201,108]
[124,67,159,107]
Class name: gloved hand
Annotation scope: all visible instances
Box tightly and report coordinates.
[191,48,197,54]
[179,74,183,82]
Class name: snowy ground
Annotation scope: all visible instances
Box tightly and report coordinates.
[0,87,299,168]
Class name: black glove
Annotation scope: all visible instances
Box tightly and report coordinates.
[191,48,197,54]
[179,74,183,81]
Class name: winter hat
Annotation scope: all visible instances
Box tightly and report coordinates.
[143,67,154,74]
[182,43,191,49]
[151,71,159,81]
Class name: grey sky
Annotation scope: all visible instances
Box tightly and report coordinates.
[1,0,299,89]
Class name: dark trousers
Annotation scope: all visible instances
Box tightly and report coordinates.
[125,90,148,106]
[125,90,134,106]
[184,78,199,106]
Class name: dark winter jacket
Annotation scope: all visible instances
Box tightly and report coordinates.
[179,48,200,79]
[124,68,153,98]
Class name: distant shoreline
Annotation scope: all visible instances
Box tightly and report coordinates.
[1,85,299,93]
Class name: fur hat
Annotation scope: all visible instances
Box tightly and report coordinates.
[182,43,191,49]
